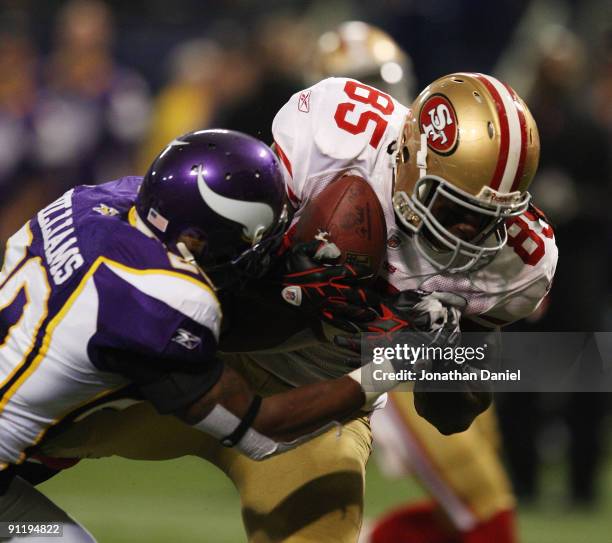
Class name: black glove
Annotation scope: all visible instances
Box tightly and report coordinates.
[333,290,466,353]
[413,368,493,434]
[281,239,377,329]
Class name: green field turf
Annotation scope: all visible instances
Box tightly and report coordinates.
[38,448,612,543]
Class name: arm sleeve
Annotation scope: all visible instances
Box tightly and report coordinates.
[94,334,223,415]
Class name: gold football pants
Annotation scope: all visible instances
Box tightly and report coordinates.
[39,355,373,543]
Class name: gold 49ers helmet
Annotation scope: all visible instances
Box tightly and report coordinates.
[393,72,540,272]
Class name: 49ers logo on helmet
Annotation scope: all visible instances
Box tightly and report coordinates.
[419,94,458,155]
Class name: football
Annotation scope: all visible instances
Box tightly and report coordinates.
[293,174,387,276]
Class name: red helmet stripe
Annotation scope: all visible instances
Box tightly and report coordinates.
[504,83,528,192]
[474,74,510,190]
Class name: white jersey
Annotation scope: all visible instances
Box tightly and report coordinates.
[245,77,558,387]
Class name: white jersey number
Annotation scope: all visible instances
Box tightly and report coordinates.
[0,226,50,383]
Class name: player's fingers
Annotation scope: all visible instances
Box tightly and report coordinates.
[339,262,376,282]
[322,299,379,322]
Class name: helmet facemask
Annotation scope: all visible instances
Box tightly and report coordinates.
[177,203,290,290]
[393,175,530,273]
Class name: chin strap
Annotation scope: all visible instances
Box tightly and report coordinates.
[176,241,218,292]
[416,133,428,179]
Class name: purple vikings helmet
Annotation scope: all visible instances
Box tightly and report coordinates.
[136,129,289,287]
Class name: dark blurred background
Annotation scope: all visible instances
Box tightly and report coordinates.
[1,0,611,541]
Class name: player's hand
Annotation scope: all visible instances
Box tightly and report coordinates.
[333,290,466,352]
[413,369,493,434]
[281,239,377,329]
[412,309,494,435]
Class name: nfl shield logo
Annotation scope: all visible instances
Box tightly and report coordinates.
[281,286,302,306]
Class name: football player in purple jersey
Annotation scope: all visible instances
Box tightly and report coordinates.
[0,129,464,541]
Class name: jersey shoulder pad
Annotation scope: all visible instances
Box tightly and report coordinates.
[505,205,558,282]
[272,77,405,204]
[98,257,220,336]
[90,255,221,372]
[86,211,221,339]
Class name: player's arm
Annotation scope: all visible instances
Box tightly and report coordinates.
[180,363,366,451]
[97,342,371,461]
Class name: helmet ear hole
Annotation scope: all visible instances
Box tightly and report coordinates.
[487,121,495,139]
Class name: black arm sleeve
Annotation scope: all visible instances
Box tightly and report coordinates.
[94,347,223,414]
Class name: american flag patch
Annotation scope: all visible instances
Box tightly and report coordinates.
[147,208,169,232]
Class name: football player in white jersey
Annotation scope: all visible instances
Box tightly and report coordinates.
[32,73,556,543]
[304,23,541,543]
[273,73,555,324]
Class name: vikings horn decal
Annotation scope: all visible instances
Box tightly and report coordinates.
[196,165,274,242]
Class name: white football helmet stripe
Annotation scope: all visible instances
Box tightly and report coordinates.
[480,74,523,193]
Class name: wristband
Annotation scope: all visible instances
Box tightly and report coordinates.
[348,357,398,410]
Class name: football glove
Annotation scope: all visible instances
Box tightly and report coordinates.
[333,290,466,353]
[281,238,377,329]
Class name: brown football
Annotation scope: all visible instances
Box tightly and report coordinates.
[293,174,387,276]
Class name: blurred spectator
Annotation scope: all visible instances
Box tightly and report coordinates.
[0,0,151,247]
[217,16,313,143]
[136,39,222,169]
[0,25,41,246]
[500,25,611,507]
[589,29,612,159]
[0,27,38,197]
[34,0,150,182]
[136,35,258,170]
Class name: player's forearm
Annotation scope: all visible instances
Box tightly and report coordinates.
[178,365,367,461]
[253,376,365,441]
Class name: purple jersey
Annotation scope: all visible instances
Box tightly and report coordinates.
[0,177,221,469]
